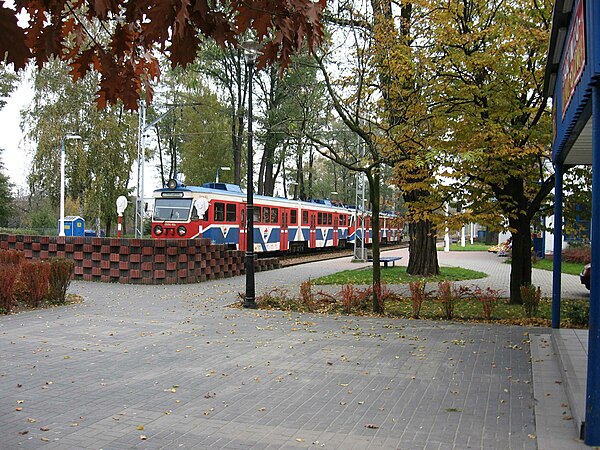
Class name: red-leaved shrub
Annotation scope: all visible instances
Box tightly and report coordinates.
[19,260,51,308]
[0,249,24,265]
[0,264,20,313]
[562,247,591,264]
[48,257,75,304]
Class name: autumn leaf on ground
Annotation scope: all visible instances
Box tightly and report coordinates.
[136,425,144,430]
[365,424,379,429]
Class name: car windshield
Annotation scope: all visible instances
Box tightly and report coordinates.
[153,198,192,221]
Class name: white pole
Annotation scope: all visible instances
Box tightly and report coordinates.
[461,225,466,247]
[59,139,65,237]
[470,222,474,245]
[444,203,450,252]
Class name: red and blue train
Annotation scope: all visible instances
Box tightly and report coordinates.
[151,180,403,253]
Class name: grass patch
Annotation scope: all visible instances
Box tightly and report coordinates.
[533,258,584,276]
[436,243,492,252]
[313,266,487,285]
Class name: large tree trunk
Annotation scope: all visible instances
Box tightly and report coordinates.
[406,219,439,275]
[508,214,532,304]
[368,172,383,313]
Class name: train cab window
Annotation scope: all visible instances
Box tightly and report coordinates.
[253,207,261,223]
[290,210,297,225]
[271,208,278,223]
[226,204,237,222]
[302,210,309,225]
[263,207,271,223]
[214,202,225,222]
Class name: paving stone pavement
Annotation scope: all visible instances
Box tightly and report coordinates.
[0,250,588,449]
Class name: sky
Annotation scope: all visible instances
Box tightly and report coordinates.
[0,74,159,200]
[0,75,33,193]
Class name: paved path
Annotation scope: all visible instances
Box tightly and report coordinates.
[0,250,588,449]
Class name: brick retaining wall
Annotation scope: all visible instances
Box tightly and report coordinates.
[0,234,280,284]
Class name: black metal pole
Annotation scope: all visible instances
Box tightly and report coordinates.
[244,57,256,308]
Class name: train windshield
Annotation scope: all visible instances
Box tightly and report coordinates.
[153,198,192,221]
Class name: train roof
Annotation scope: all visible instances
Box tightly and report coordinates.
[153,183,351,212]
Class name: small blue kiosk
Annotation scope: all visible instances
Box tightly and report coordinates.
[62,216,85,237]
[545,0,600,445]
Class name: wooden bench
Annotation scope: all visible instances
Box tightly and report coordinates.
[376,256,403,268]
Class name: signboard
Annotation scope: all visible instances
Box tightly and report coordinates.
[561,0,586,119]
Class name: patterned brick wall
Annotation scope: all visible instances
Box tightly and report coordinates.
[0,234,280,284]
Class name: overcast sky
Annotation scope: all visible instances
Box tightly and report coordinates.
[0,75,33,193]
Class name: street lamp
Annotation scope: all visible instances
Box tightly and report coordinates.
[243,40,260,309]
[59,133,82,237]
[216,166,231,183]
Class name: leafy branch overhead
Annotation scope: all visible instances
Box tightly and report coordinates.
[2,0,326,109]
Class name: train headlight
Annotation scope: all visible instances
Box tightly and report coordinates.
[167,179,178,190]
[154,225,163,236]
[177,226,187,236]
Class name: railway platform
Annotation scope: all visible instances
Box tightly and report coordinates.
[0,249,590,449]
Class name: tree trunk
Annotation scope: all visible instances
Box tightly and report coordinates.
[508,215,532,304]
[369,172,383,313]
[406,219,439,275]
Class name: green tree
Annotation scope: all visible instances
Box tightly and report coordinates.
[425,0,554,304]
[0,150,14,226]
[23,59,137,236]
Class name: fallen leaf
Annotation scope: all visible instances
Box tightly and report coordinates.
[140,435,147,440]
[296,438,305,442]
[365,424,379,429]
[40,426,50,431]
[18,431,28,435]
[136,425,144,431]
[15,407,23,411]
[27,418,36,423]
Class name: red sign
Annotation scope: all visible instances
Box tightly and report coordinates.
[561,0,586,119]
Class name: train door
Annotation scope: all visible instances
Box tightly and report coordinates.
[309,212,317,248]
[333,214,339,247]
[280,209,289,251]
[239,206,247,251]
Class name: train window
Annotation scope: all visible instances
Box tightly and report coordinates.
[226,204,236,222]
[214,202,225,222]
[328,214,332,225]
[253,207,261,223]
[317,212,323,225]
[290,210,297,225]
[302,210,309,225]
[153,198,192,221]
[263,207,270,223]
[271,208,278,223]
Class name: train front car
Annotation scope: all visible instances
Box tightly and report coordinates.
[151,179,208,239]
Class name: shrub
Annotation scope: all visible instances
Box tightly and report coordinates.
[408,280,427,319]
[299,279,316,311]
[473,287,502,320]
[563,300,589,327]
[0,249,24,265]
[520,284,542,318]
[341,284,358,314]
[19,260,51,308]
[0,264,19,314]
[562,246,591,264]
[437,281,461,320]
[48,257,75,304]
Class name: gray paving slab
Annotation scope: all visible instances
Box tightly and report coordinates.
[0,249,590,449]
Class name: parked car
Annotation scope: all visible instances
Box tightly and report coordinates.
[581,264,591,290]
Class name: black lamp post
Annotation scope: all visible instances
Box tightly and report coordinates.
[243,40,259,308]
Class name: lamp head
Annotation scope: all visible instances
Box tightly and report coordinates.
[242,40,260,65]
